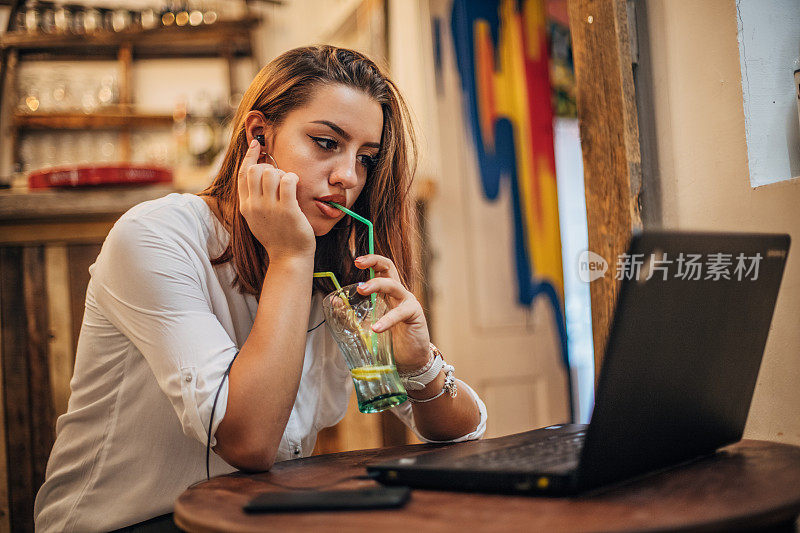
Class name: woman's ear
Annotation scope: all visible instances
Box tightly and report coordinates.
[243,110,273,160]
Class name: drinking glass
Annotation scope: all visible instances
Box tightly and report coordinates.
[322,284,408,413]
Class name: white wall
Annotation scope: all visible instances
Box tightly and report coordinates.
[258,0,387,67]
[735,0,800,186]
[646,0,800,444]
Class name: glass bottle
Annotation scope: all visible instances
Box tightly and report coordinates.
[71,7,86,34]
[24,1,41,34]
[83,7,101,34]
[53,3,72,33]
[40,5,56,33]
[187,92,217,166]
[140,8,158,30]
[111,9,131,32]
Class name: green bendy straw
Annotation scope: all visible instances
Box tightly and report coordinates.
[326,202,379,351]
[327,202,376,308]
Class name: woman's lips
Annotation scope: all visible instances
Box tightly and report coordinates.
[315,200,343,219]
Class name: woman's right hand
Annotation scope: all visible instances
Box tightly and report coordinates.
[237,139,316,260]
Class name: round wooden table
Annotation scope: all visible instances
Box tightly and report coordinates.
[174,439,800,532]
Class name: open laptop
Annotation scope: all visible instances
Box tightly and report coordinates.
[367,231,791,495]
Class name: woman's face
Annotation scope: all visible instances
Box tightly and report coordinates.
[260,83,383,236]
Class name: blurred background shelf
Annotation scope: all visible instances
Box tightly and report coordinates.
[0,16,259,59]
[13,107,174,129]
[0,184,173,220]
[0,5,261,191]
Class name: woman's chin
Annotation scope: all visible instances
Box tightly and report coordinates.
[312,222,335,237]
[308,210,345,237]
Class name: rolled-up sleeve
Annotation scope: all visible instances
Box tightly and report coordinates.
[390,379,488,443]
[91,216,236,447]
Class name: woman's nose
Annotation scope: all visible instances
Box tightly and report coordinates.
[329,156,359,188]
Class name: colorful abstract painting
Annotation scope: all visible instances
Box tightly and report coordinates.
[449,0,570,397]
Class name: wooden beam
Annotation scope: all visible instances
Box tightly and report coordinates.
[566,0,642,376]
[13,110,173,130]
[0,17,259,60]
[0,220,116,245]
[0,247,35,532]
[4,50,19,184]
[0,251,11,533]
[0,186,173,222]
[67,244,102,357]
[45,245,74,419]
[22,246,54,496]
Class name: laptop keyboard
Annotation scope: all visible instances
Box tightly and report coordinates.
[450,430,586,472]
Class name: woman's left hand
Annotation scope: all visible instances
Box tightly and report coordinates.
[354,254,430,372]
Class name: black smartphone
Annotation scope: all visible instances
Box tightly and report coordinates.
[243,486,411,513]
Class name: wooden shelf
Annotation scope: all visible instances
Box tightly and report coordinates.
[13,108,174,130]
[0,184,176,222]
[0,17,260,60]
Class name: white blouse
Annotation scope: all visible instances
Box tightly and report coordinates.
[34,193,487,532]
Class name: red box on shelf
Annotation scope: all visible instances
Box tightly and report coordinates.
[28,165,173,189]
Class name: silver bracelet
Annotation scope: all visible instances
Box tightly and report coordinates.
[397,343,437,377]
[399,343,445,391]
[407,362,457,403]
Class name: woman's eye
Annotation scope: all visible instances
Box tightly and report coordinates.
[311,136,338,150]
[358,154,378,171]
[310,135,377,172]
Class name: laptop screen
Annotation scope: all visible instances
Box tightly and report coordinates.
[577,231,790,490]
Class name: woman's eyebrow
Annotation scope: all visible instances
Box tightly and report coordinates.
[311,120,380,149]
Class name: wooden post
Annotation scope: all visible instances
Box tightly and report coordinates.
[1,247,36,532]
[22,247,55,496]
[5,50,20,180]
[566,0,642,376]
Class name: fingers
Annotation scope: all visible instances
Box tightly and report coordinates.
[240,139,288,202]
[238,139,261,199]
[371,299,421,333]
[259,165,284,201]
[278,172,300,207]
[354,254,400,280]
[241,139,261,169]
[357,276,410,302]
[356,274,426,337]
[247,165,265,200]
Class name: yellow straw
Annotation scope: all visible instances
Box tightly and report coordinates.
[314,271,375,355]
[313,271,342,291]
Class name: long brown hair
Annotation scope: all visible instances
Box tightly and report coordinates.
[199,45,419,297]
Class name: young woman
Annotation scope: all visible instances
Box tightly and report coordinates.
[34,45,486,532]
